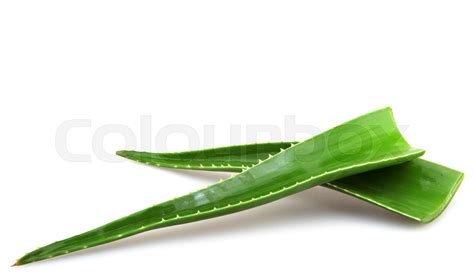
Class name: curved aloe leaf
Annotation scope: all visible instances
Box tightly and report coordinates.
[16,107,424,265]
[117,146,463,223]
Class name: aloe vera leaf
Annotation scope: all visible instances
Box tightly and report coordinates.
[117,145,463,223]
[16,107,424,265]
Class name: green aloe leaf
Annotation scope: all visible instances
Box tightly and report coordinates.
[16,107,424,265]
[118,146,462,223]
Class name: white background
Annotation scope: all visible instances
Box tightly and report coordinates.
[1,1,473,278]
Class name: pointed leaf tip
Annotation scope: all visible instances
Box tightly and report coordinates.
[116,150,126,156]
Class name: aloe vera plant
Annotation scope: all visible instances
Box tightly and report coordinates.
[15,108,434,265]
[117,145,463,223]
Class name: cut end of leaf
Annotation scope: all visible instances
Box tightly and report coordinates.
[420,171,465,223]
